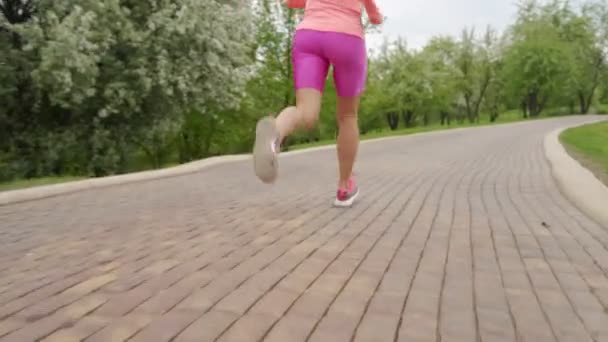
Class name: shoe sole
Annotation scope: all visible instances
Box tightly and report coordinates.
[253,117,278,184]
[333,188,360,208]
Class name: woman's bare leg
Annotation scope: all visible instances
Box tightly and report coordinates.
[253,88,322,183]
[335,96,360,189]
[274,89,322,142]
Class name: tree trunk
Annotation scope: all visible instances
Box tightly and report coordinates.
[440,111,450,126]
[489,103,499,122]
[527,92,540,117]
[386,112,399,130]
[521,99,528,118]
[578,90,595,114]
[178,131,189,163]
[403,110,415,128]
[201,119,216,158]
[473,72,491,123]
[578,56,603,115]
[464,93,474,123]
[585,90,595,114]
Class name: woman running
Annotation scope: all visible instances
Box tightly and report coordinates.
[253,0,383,207]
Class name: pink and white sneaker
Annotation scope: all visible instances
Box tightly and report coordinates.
[334,177,359,208]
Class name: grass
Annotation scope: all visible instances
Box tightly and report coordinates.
[593,103,608,114]
[0,176,85,193]
[560,121,608,182]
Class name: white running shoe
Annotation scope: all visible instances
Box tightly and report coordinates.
[253,116,280,184]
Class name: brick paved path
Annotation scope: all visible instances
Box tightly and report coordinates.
[1,117,607,342]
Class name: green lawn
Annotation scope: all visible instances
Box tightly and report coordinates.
[561,121,608,179]
[0,176,85,193]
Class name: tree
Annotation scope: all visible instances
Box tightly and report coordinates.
[452,27,497,123]
[502,2,574,117]
[547,0,606,114]
[579,0,608,112]
[2,0,605,183]
[422,36,460,125]
[370,39,435,129]
[1,0,254,177]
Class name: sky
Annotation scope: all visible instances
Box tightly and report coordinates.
[365,0,520,51]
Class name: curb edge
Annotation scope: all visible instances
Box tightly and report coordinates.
[544,118,608,228]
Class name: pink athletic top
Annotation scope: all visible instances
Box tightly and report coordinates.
[286,0,383,38]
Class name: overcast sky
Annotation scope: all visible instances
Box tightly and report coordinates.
[366,0,520,51]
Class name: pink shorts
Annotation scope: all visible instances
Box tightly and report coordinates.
[292,29,367,97]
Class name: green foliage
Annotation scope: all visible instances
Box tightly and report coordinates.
[1,0,606,185]
[502,12,573,116]
[365,39,433,129]
[502,0,607,116]
[0,0,253,180]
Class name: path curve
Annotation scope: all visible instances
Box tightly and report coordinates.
[1,116,607,342]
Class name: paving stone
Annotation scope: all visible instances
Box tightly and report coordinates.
[0,117,604,342]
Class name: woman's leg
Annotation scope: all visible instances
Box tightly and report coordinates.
[336,96,360,189]
[253,90,321,184]
[253,29,328,184]
[326,32,367,206]
[274,89,322,142]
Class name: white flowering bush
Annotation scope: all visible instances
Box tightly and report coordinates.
[2,0,254,177]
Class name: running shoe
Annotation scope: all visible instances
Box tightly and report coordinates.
[334,176,359,207]
[253,116,280,183]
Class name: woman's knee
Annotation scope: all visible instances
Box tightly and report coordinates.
[301,109,319,129]
[295,89,322,130]
[337,114,358,129]
[336,96,360,125]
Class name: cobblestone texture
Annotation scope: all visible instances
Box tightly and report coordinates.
[1,117,607,341]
